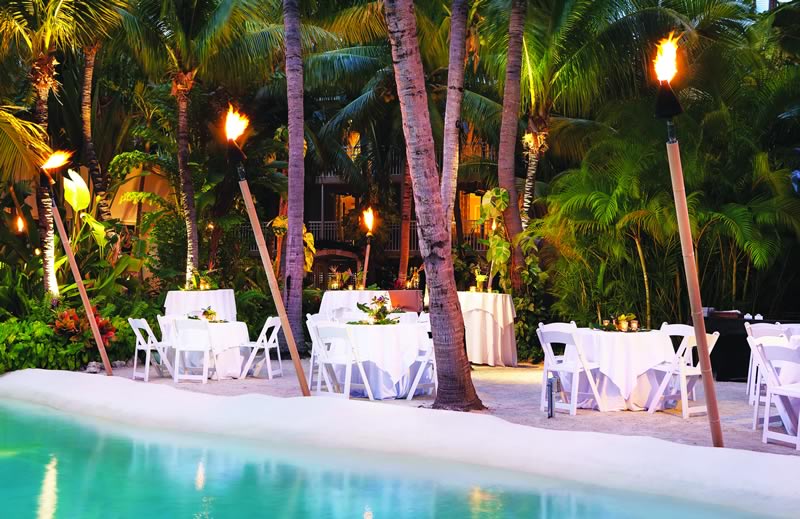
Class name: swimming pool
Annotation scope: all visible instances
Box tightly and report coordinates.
[0,401,761,519]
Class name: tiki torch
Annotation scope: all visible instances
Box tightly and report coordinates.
[654,34,723,447]
[361,207,374,289]
[224,105,310,396]
[9,185,26,235]
[41,151,113,375]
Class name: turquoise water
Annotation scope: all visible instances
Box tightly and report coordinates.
[0,402,762,519]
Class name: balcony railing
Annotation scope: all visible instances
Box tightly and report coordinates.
[307,221,346,243]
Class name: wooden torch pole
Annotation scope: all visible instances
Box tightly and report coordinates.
[235,166,310,396]
[665,123,723,447]
[362,235,372,289]
[44,175,113,375]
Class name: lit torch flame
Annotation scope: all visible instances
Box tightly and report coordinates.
[225,105,249,142]
[41,151,72,171]
[363,207,374,233]
[15,214,25,233]
[654,33,679,83]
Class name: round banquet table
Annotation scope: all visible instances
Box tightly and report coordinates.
[318,290,391,319]
[164,289,237,322]
[457,292,517,367]
[330,323,434,400]
[167,319,248,380]
[563,329,676,411]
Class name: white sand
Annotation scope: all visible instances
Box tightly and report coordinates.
[1,368,799,517]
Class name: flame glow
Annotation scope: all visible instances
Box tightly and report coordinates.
[363,207,374,232]
[654,33,679,83]
[225,105,249,141]
[522,132,535,148]
[41,151,72,171]
[15,214,25,233]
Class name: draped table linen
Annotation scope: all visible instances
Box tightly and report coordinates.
[457,292,517,367]
[319,290,391,319]
[164,289,237,322]
[332,323,433,399]
[565,329,676,411]
[167,318,248,380]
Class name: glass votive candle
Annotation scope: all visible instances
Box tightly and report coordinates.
[469,286,477,292]
[630,320,639,331]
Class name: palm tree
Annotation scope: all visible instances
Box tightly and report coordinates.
[283,0,307,351]
[384,0,483,411]
[121,0,290,287]
[495,0,526,291]
[0,107,50,181]
[440,0,469,230]
[397,161,412,284]
[0,0,125,296]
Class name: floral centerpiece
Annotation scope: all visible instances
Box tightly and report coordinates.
[474,268,488,292]
[350,296,401,325]
[615,313,637,332]
[201,306,217,321]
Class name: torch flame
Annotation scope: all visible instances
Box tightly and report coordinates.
[522,132,535,148]
[363,207,374,233]
[225,105,249,142]
[16,214,25,233]
[41,151,72,171]
[654,33,679,83]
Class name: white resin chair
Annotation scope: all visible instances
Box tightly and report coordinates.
[407,321,437,400]
[240,316,283,380]
[748,335,800,449]
[647,323,720,419]
[745,322,783,405]
[306,313,328,389]
[313,323,374,400]
[173,319,212,384]
[128,318,173,382]
[536,322,604,415]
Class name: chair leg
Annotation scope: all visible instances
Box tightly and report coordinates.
[584,368,604,412]
[173,350,180,383]
[406,359,426,401]
[144,349,151,383]
[202,350,209,384]
[265,348,274,380]
[762,391,772,444]
[343,362,353,399]
[308,348,316,389]
[569,370,579,416]
[275,343,283,376]
[752,387,761,431]
[679,373,690,419]
[356,361,374,401]
[132,347,140,380]
[540,365,548,412]
[745,351,753,399]
[648,369,673,414]
[240,346,257,380]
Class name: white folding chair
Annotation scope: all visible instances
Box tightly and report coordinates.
[306,313,328,389]
[536,322,604,415]
[397,312,419,324]
[647,323,720,419]
[745,321,783,405]
[314,323,374,400]
[128,318,173,382]
[748,335,800,449]
[173,319,212,384]
[407,321,437,400]
[240,317,283,379]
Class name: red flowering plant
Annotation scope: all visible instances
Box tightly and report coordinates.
[53,306,117,347]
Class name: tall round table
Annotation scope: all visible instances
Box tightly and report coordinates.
[319,290,391,319]
[166,318,248,380]
[457,292,517,367]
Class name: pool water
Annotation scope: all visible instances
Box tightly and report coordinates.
[0,402,761,519]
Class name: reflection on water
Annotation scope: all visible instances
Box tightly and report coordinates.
[0,403,756,519]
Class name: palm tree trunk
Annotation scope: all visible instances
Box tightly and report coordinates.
[33,76,58,297]
[283,0,306,344]
[496,0,527,291]
[398,161,412,285]
[173,73,199,288]
[385,0,483,411]
[81,42,114,232]
[633,234,651,329]
[521,117,548,229]
[440,0,469,229]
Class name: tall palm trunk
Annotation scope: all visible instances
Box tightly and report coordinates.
[385,0,483,412]
[398,161,412,285]
[496,0,527,291]
[633,233,651,329]
[172,71,199,288]
[283,0,306,345]
[81,42,114,232]
[521,116,548,229]
[440,0,469,229]
[32,53,58,297]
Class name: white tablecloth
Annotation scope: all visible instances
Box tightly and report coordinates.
[319,290,391,318]
[457,292,517,367]
[332,324,433,399]
[565,329,676,411]
[168,319,248,380]
[164,289,237,322]
[782,324,800,338]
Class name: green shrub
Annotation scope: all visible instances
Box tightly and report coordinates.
[0,318,89,373]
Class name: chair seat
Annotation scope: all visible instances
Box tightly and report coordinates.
[549,359,599,372]
[242,340,277,349]
[137,341,169,351]
[771,382,800,398]
[652,363,702,377]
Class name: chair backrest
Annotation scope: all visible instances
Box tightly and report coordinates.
[745,322,783,338]
[174,319,211,351]
[678,332,721,368]
[128,318,156,347]
[660,322,695,338]
[418,312,430,324]
[256,316,281,345]
[747,335,797,389]
[157,314,176,344]
[314,323,353,363]
[536,322,578,366]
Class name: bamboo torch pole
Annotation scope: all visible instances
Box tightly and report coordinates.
[654,34,723,447]
[361,207,374,289]
[41,152,113,375]
[224,107,310,396]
